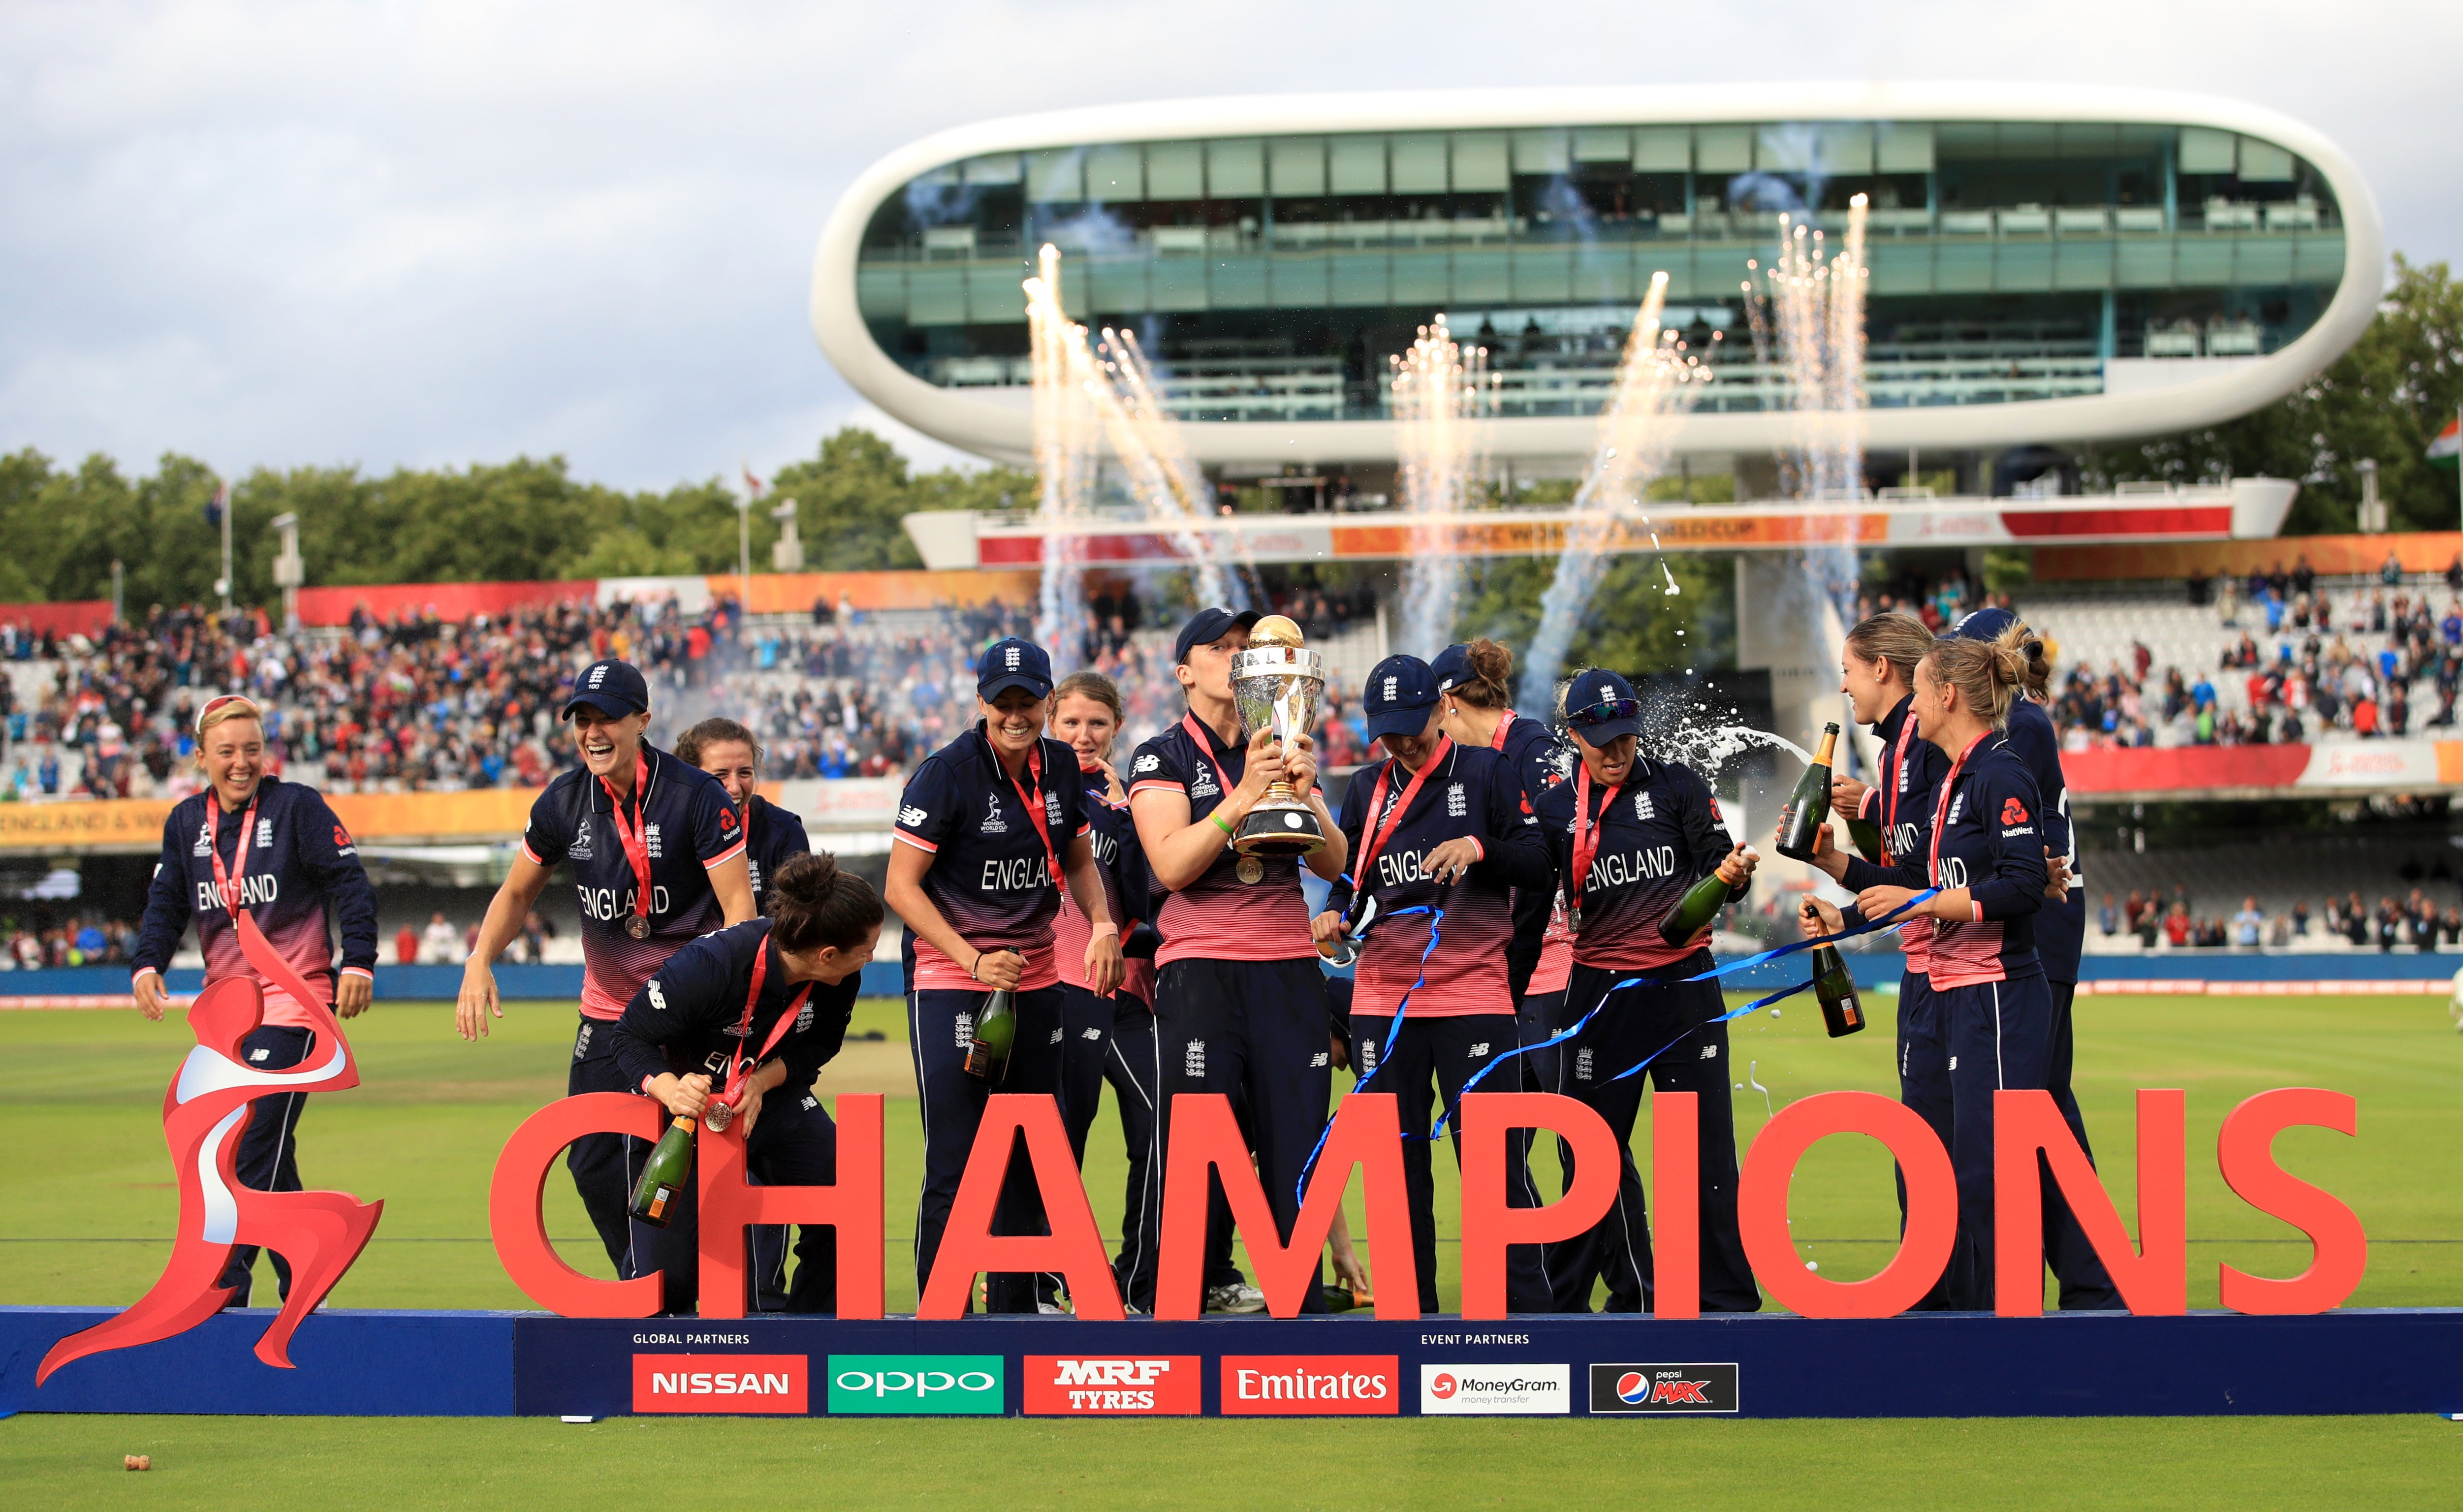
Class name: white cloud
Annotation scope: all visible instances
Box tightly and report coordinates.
[0,0,2456,491]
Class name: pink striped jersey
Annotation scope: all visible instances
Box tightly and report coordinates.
[520,745,747,1021]
[1126,712,1318,966]
[1322,741,1550,1017]
[1533,756,1737,973]
[132,777,378,1027]
[893,725,1092,992]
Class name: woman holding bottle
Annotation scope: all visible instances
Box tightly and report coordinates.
[1529,669,1760,1314]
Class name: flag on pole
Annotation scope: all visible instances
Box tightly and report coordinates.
[2431,415,2461,473]
[204,482,228,527]
[741,461,764,498]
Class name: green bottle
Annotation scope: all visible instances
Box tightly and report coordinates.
[629,1114,696,1228]
[1846,812,1884,863]
[1776,724,1841,862]
[963,978,1018,1082]
[1658,868,1740,947]
[1320,1282,1365,1312]
[1812,945,1866,1038]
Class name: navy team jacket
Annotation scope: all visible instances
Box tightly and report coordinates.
[606,919,856,1096]
[1531,755,1735,974]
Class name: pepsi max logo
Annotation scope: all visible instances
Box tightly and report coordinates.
[1588,1363,1737,1414]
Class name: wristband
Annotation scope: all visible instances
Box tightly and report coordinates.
[1089,921,1119,937]
[1208,813,1235,839]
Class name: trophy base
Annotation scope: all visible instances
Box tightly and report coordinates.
[1233,804,1325,857]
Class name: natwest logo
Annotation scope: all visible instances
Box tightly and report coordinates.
[1221,1355,1398,1416]
[1024,1355,1200,1416]
[632,1354,808,1414]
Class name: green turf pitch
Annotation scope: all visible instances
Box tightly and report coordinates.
[4,1413,2459,1511]
[2,992,2456,1311]
[2,991,2458,1505]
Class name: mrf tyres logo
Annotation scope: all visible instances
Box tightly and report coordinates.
[633,1354,808,1414]
[1222,1355,1398,1416]
[1589,1363,1739,1415]
[1024,1355,1200,1416]
[827,1355,1003,1415]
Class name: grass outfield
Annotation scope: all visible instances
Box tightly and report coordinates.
[4,991,2459,1310]
[3,991,2459,1508]
[3,1415,2460,1510]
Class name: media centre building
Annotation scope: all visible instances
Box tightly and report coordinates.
[811,84,2381,500]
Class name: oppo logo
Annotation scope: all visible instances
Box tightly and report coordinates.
[833,1367,995,1397]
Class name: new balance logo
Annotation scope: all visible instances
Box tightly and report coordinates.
[900,805,928,827]
[1081,1027,1103,1040]
[1310,1052,1328,1068]
[1698,1044,1718,1060]
[1469,1042,1490,1058]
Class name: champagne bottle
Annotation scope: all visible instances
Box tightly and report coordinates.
[1846,812,1884,863]
[629,1114,696,1227]
[1776,724,1841,862]
[1658,866,1740,946]
[963,977,1018,1081]
[1320,1281,1369,1312]
[1811,945,1865,1038]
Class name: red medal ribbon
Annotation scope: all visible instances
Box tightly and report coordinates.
[1488,712,1516,752]
[598,752,655,935]
[206,788,261,918]
[714,934,813,1110]
[1349,736,1453,898]
[996,734,1063,889]
[1568,758,1621,928]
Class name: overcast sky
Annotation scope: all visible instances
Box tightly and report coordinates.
[3,0,2458,490]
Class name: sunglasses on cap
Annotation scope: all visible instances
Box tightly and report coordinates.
[1564,697,1642,729]
[194,693,262,733]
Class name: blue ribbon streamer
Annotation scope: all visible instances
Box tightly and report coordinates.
[1294,903,1442,1205]
[1427,887,1939,1138]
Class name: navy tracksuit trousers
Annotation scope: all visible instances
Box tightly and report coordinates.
[568,1015,645,1278]
[1542,965,1759,1314]
[1153,957,1333,1312]
[219,1024,315,1305]
[910,984,1068,1313]
[1350,1010,1550,1313]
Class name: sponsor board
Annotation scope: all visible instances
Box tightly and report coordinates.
[1419,1363,1570,1416]
[1589,1363,1740,1415]
[826,1354,1004,1415]
[1024,1355,1201,1416]
[632,1354,808,1414]
[1221,1355,1398,1416]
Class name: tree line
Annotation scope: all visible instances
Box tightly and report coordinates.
[0,429,1032,609]
[3,258,2453,614]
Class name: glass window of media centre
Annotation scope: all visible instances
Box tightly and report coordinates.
[855,121,2347,421]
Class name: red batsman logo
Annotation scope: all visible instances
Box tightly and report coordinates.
[2001,797,2029,825]
[36,913,381,1386]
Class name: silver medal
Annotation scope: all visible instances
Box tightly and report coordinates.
[701,1099,733,1133]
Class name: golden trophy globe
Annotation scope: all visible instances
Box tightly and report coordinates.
[1229,615,1327,857]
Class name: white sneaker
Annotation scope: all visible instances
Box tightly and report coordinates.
[1204,1282,1267,1314]
[1038,1302,1067,1315]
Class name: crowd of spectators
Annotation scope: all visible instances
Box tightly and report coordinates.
[2101,886,2463,951]
[0,576,1390,804]
[1851,566,2016,633]
[2053,553,2463,750]
[0,914,138,970]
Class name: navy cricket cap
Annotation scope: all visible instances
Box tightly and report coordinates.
[1562,669,1642,744]
[1173,606,1261,665]
[1950,606,2018,641]
[562,659,650,721]
[977,636,1054,700]
[1430,643,1474,693]
[1362,655,1442,743]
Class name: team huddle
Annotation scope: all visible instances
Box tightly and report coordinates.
[128,601,2118,1318]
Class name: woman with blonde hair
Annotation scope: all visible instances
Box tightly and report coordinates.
[129,693,379,1309]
